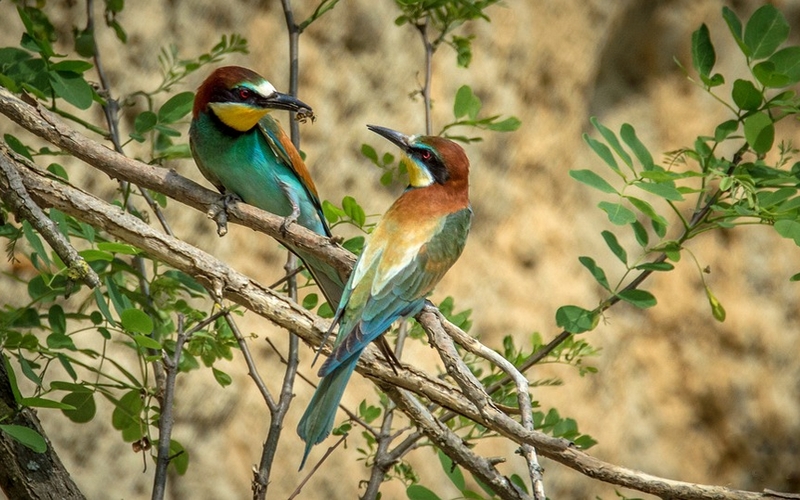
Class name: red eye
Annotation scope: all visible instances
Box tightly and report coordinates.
[420,150,432,160]
[238,88,252,100]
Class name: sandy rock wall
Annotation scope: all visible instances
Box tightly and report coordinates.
[1,0,799,498]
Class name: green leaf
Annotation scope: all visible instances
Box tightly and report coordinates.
[50,381,93,393]
[212,367,232,387]
[631,220,649,247]
[555,305,598,334]
[766,46,800,86]
[743,112,774,154]
[731,79,762,110]
[361,143,378,163]
[47,163,69,181]
[46,333,76,350]
[23,220,51,268]
[20,396,75,410]
[774,219,800,245]
[302,293,319,310]
[752,60,790,88]
[51,60,93,73]
[626,196,667,227]
[133,111,158,135]
[406,484,441,500]
[342,196,366,227]
[705,285,726,322]
[93,287,115,324]
[96,242,142,255]
[18,356,41,386]
[61,391,96,423]
[120,309,154,335]
[590,117,631,167]
[691,23,715,78]
[601,230,627,265]
[167,439,189,475]
[56,354,77,381]
[78,249,113,262]
[573,434,598,450]
[714,120,739,142]
[158,91,195,123]
[578,256,610,290]
[48,304,66,335]
[49,71,93,110]
[453,85,481,120]
[617,289,657,308]
[0,425,47,453]
[132,334,161,350]
[105,276,130,316]
[569,169,617,194]
[584,134,621,174]
[438,450,465,490]
[486,116,521,132]
[722,7,746,54]
[743,5,789,60]
[620,124,655,170]
[634,261,674,272]
[634,181,684,201]
[598,201,636,225]
[111,389,143,432]
[5,134,33,161]
[2,354,22,404]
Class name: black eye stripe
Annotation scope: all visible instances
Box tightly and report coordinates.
[412,147,449,184]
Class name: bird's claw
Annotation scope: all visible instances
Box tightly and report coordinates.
[207,193,242,237]
[280,203,301,235]
[280,215,297,235]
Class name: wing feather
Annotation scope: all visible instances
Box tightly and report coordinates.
[319,207,472,376]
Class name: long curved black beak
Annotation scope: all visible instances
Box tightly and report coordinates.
[367,124,411,152]
[261,91,312,114]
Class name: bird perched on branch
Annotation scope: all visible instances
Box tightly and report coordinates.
[189,65,346,306]
[297,124,472,469]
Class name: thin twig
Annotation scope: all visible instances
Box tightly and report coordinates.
[415,20,434,135]
[288,433,348,500]
[252,4,304,498]
[224,311,276,411]
[381,383,531,500]
[152,315,189,500]
[430,308,545,499]
[264,337,377,435]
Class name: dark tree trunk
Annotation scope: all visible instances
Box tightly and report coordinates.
[0,358,86,500]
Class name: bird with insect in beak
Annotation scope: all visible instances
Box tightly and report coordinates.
[189,65,347,308]
[297,124,472,469]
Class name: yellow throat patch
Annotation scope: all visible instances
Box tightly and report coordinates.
[209,102,270,132]
[402,155,435,187]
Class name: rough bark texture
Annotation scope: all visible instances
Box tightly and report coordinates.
[0,360,85,500]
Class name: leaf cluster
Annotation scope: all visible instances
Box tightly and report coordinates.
[558,5,800,335]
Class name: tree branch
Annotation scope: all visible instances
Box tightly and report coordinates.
[0,147,100,289]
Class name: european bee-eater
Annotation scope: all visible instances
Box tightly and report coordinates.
[189,66,346,306]
[297,125,472,468]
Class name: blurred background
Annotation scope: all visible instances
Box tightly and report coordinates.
[1,0,800,498]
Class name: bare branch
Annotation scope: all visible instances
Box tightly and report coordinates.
[152,315,189,500]
[430,309,545,499]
